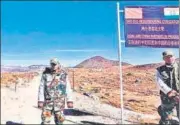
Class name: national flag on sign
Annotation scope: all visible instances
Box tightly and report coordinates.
[164,7,179,19]
[125,8,143,19]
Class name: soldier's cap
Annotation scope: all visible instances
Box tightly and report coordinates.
[162,50,174,57]
[50,58,60,65]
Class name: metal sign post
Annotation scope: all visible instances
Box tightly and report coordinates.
[117,2,124,124]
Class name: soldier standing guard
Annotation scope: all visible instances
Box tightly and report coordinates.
[38,58,73,125]
[155,50,179,125]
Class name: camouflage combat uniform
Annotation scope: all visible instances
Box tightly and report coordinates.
[156,63,179,124]
[38,67,73,125]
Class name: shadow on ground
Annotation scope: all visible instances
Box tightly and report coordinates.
[64,109,95,116]
[33,106,95,116]
[6,121,24,125]
[81,121,106,125]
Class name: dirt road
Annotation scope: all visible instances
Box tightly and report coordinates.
[1,74,158,124]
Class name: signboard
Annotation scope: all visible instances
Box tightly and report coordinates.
[124,6,179,48]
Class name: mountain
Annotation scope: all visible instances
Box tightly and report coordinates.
[1,66,29,72]
[28,65,48,70]
[132,58,179,70]
[74,56,131,68]
[1,65,48,72]
[133,63,162,69]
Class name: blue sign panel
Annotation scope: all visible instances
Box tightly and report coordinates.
[124,6,179,48]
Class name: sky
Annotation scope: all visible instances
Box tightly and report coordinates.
[1,1,179,67]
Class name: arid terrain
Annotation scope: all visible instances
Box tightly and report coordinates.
[1,56,179,124]
[67,56,178,124]
[67,66,160,124]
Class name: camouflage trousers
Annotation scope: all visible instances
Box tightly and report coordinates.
[158,93,179,123]
[41,98,65,125]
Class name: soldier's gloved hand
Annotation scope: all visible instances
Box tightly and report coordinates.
[38,101,44,109]
[67,101,73,108]
[167,90,178,98]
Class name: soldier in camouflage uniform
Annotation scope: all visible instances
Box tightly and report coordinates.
[38,58,73,125]
[155,50,179,125]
